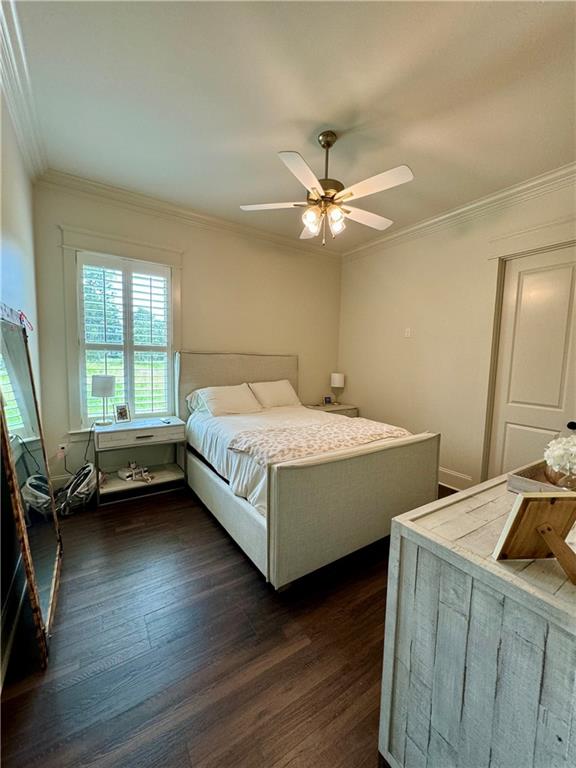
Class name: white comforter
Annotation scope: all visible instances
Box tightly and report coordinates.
[186,405,418,516]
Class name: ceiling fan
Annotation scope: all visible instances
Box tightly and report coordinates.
[240,130,414,245]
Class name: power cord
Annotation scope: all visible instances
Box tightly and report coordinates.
[14,434,41,473]
[62,423,95,475]
[83,423,95,463]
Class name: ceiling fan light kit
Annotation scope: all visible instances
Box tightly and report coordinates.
[240,129,414,245]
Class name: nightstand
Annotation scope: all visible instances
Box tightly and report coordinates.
[94,416,186,505]
[306,403,359,418]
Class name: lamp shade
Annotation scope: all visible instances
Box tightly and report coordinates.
[91,374,115,398]
[330,372,345,388]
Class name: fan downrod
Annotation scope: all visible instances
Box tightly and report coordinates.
[317,130,339,186]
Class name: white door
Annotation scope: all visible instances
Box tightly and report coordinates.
[488,245,576,477]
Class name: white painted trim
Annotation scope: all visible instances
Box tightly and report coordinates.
[344,163,576,260]
[35,163,576,264]
[482,240,576,482]
[59,225,184,262]
[67,428,94,443]
[0,0,47,177]
[438,466,473,491]
[76,251,174,427]
[487,219,576,260]
[62,228,183,431]
[63,245,82,431]
[37,169,335,260]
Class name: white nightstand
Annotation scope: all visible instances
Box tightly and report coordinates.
[94,416,186,505]
[306,403,359,418]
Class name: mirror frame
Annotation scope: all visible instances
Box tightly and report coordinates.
[0,320,62,668]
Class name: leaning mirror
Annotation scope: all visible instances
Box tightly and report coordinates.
[0,316,62,667]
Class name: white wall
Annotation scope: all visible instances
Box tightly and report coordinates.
[0,98,39,383]
[34,183,341,476]
[338,181,576,489]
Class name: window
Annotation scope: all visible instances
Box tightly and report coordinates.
[78,252,172,426]
[0,353,25,432]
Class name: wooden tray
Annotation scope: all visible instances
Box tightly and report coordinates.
[507,460,572,494]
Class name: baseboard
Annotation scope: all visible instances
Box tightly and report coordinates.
[51,473,72,489]
[438,466,473,491]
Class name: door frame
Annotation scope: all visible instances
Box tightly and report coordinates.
[480,238,576,481]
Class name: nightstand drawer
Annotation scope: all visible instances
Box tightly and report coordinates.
[306,404,359,417]
[333,408,359,418]
[96,424,186,450]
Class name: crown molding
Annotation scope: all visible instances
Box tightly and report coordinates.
[343,162,576,260]
[35,168,339,260]
[0,0,47,177]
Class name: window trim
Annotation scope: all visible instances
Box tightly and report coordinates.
[77,251,173,427]
[0,353,33,437]
[61,228,182,433]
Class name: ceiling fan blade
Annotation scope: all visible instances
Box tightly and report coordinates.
[336,165,413,202]
[300,227,316,239]
[240,202,303,211]
[343,206,394,231]
[278,151,325,198]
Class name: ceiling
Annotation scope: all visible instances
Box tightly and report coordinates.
[17,1,576,253]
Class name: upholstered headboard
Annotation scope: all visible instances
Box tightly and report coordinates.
[175,352,299,420]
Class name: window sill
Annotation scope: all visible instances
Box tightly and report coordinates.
[68,428,95,443]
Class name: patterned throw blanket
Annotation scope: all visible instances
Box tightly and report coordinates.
[228,418,411,467]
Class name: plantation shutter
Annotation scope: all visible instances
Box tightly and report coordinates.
[0,353,25,432]
[132,272,170,415]
[78,252,172,426]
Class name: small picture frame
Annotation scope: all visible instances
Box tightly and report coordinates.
[114,403,131,423]
[323,395,333,405]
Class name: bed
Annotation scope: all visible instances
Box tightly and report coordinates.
[177,352,440,589]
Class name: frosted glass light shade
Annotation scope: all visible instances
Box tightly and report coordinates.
[328,217,346,236]
[327,204,345,224]
[302,206,321,228]
[331,372,345,388]
[91,374,115,398]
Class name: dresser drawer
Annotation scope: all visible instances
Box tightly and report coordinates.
[96,425,186,450]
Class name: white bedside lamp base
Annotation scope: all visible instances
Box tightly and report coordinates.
[94,398,112,427]
[91,374,115,427]
[330,372,345,406]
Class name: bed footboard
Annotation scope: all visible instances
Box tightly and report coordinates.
[267,434,440,589]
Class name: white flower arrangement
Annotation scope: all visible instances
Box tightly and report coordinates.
[544,435,576,475]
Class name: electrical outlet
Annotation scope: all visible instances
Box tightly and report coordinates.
[404,327,412,338]
[57,443,68,458]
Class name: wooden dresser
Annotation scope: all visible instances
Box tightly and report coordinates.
[378,474,576,768]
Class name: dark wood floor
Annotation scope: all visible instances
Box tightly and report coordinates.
[2,489,391,768]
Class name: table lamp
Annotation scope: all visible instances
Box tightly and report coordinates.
[330,372,345,405]
[91,375,115,426]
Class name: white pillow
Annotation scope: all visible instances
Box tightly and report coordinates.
[186,391,209,413]
[249,379,301,408]
[190,383,262,417]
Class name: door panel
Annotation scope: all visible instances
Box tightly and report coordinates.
[502,423,561,471]
[489,246,576,477]
[508,265,573,407]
